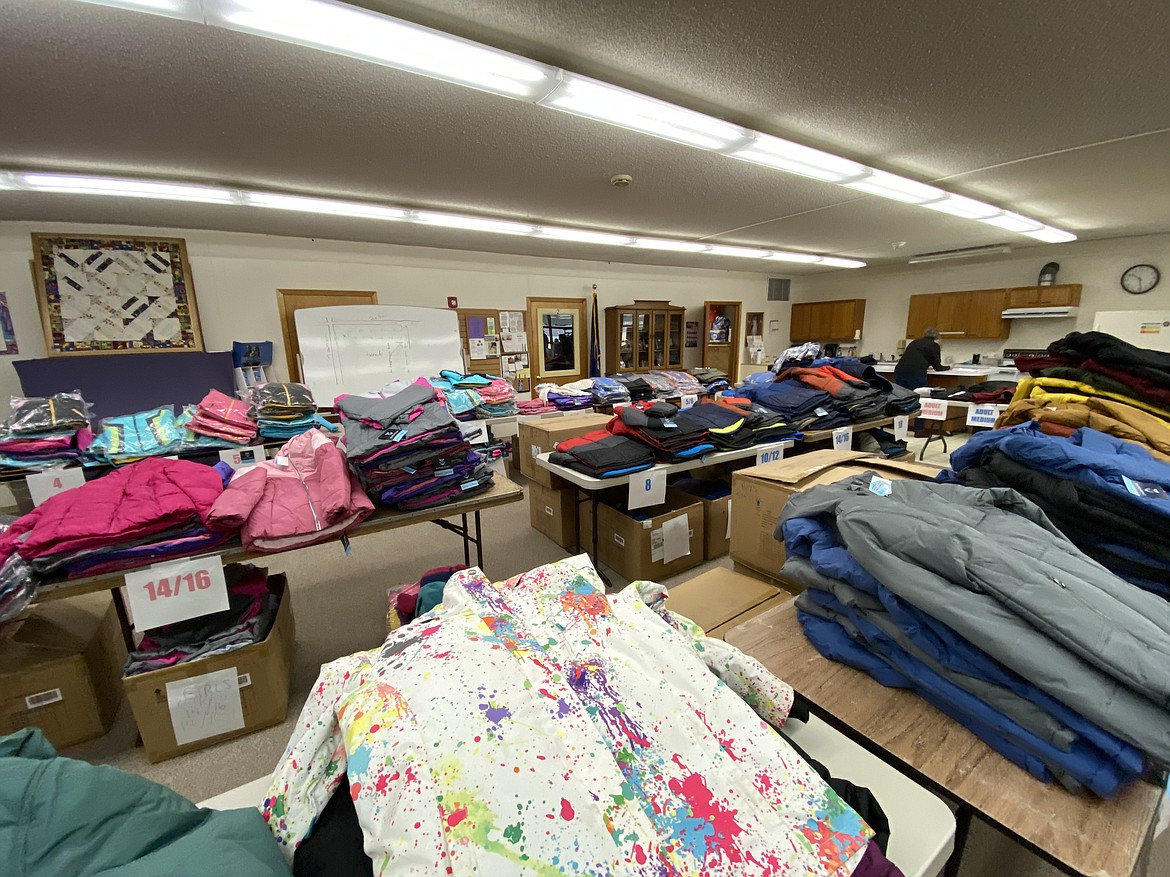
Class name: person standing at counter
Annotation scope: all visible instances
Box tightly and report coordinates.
[894,327,951,389]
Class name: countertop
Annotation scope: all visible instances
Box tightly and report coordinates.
[871,363,1020,378]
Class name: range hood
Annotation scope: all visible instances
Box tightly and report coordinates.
[1002,305,1079,320]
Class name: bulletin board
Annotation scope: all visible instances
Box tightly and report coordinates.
[457,308,529,388]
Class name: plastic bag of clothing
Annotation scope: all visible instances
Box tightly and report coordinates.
[249,382,316,416]
[5,391,91,435]
[86,407,186,463]
[0,513,36,625]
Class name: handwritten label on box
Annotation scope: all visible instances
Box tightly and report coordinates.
[166,666,245,746]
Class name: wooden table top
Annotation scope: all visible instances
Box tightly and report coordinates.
[727,600,1163,877]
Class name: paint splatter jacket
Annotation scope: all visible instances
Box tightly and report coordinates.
[263,558,872,875]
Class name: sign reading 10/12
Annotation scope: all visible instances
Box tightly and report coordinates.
[124,556,230,632]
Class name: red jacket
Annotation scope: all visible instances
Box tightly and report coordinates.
[0,457,223,561]
[208,429,373,551]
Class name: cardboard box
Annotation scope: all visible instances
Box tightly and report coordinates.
[0,592,126,748]
[671,478,732,561]
[732,560,806,597]
[123,576,295,763]
[580,487,704,581]
[529,479,579,549]
[666,567,789,640]
[730,450,943,579]
[518,413,612,487]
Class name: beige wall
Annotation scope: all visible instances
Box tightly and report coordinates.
[0,221,783,399]
[790,232,1170,362]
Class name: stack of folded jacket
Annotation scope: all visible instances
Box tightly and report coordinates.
[612,374,654,401]
[188,389,258,444]
[779,474,1165,797]
[336,383,493,510]
[0,392,93,470]
[124,564,281,675]
[86,406,188,465]
[733,380,846,431]
[517,397,558,415]
[812,357,922,416]
[0,457,228,578]
[688,367,730,394]
[771,342,821,373]
[681,400,755,450]
[0,516,36,624]
[606,400,715,462]
[590,377,630,406]
[741,371,779,385]
[429,373,487,421]
[638,372,678,399]
[548,429,655,478]
[652,370,706,397]
[248,382,328,440]
[537,382,594,411]
[474,378,518,418]
[709,396,800,444]
[946,422,1170,596]
[778,365,888,423]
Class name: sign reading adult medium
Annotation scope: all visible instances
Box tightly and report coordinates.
[628,467,667,510]
[124,556,229,632]
[832,426,853,451]
[919,399,948,421]
[966,404,999,428]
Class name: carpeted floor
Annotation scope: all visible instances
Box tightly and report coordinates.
[64,434,1169,877]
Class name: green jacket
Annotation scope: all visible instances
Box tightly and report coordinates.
[0,728,290,876]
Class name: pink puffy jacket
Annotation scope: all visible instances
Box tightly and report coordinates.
[208,429,373,551]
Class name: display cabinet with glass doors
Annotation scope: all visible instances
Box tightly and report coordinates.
[604,301,686,373]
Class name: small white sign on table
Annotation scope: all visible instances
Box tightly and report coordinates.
[965,404,999,428]
[628,467,667,510]
[124,556,230,632]
[458,419,489,445]
[919,399,948,421]
[832,426,853,451]
[26,467,86,507]
[892,415,909,441]
[756,444,785,466]
[680,394,698,409]
[166,666,245,746]
[218,446,267,470]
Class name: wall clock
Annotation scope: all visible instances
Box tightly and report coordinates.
[1121,263,1160,294]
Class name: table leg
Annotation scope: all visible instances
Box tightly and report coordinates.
[473,510,483,568]
[460,513,471,567]
[110,587,136,653]
[943,804,972,877]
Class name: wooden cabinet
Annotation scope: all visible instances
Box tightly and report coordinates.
[702,300,742,384]
[604,300,686,374]
[905,289,1008,340]
[1005,283,1082,309]
[790,299,866,343]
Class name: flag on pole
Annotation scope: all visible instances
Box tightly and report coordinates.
[589,287,602,377]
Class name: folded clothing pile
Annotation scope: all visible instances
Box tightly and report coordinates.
[607,400,714,462]
[0,516,36,624]
[681,400,755,450]
[336,384,492,510]
[548,429,655,478]
[652,370,706,397]
[813,357,921,416]
[707,396,800,444]
[779,474,1165,797]
[589,376,630,406]
[855,428,909,458]
[611,374,654,401]
[124,564,281,675]
[946,422,1170,595]
[0,457,228,578]
[388,563,467,627]
[474,377,518,418]
[86,407,189,465]
[249,382,330,440]
[771,342,821,373]
[537,381,594,411]
[0,392,93,470]
[733,379,847,430]
[428,373,486,421]
[517,397,558,415]
[638,372,678,399]
[998,396,1170,461]
[778,365,888,423]
[187,389,258,444]
[688,366,730,394]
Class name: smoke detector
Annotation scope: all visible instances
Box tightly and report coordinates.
[610,174,633,188]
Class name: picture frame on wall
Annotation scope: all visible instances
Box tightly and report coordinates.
[31,233,205,356]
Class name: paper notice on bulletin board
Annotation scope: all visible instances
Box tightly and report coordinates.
[467,316,487,339]
[685,321,700,348]
[0,293,17,355]
[500,311,525,333]
[502,331,527,353]
[469,338,487,358]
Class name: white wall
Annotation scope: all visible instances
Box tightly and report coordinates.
[791,232,1170,362]
[0,221,782,400]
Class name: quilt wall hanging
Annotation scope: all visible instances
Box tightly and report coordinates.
[31,233,204,356]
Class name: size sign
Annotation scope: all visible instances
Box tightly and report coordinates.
[680,394,698,409]
[628,467,667,510]
[919,399,948,421]
[756,444,785,466]
[218,445,267,470]
[965,404,999,428]
[124,556,229,632]
[832,426,853,451]
[26,467,86,507]
[892,415,909,441]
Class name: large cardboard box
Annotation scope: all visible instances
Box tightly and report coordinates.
[666,568,789,640]
[518,413,611,487]
[730,450,943,580]
[529,479,579,549]
[580,487,704,581]
[671,478,732,561]
[0,592,126,748]
[123,576,295,763]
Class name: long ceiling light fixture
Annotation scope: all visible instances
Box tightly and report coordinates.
[72,0,1078,245]
[3,171,865,267]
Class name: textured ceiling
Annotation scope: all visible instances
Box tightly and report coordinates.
[0,0,1168,274]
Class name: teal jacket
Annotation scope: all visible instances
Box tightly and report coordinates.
[0,728,290,876]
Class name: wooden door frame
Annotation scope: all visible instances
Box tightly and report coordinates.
[526,296,588,385]
[276,289,377,380]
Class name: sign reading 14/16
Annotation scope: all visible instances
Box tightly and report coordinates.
[124,556,230,632]
[141,568,214,602]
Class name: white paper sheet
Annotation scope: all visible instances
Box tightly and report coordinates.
[166,666,245,746]
[628,468,667,510]
[661,514,691,564]
[469,338,487,358]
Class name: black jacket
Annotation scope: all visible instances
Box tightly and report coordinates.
[894,337,948,389]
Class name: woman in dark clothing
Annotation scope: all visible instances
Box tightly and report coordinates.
[894,327,951,389]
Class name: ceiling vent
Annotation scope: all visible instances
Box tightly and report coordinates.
[768,278,791,301]
[907,244,1012,264]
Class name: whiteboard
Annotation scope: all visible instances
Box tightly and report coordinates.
[294,305,463,403]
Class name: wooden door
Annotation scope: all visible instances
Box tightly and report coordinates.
[934,292,969,336]
[790,303,812,342]
[527,297,588,384]
[277,289,378,380]
[966,290,1009,338]
[829,301,857,340]
[905,294,939,339]
[808,304,832,341]
[667,313,684,367]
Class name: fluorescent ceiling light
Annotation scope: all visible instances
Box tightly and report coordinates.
[414,211,535,235]
[817,257,867,269]
[1022,226,1077,243]
[537,226,633,245]
[0,172,17,190]
[705,245,772,259]
[844,170,945,205]
[763,251,825,264]
[921,194,1004,220]
[244,191,406,219]
[538,74,746,151]
[204,0,558,99]
[73,0,204,21]
[628,238,710,253]
[979,211,1045,233]
[725,134,868,183]
[21,173,236,204]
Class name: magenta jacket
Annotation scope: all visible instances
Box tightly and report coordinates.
[208,429,373,551]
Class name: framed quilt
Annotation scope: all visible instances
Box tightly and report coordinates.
[31,233,204,356]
